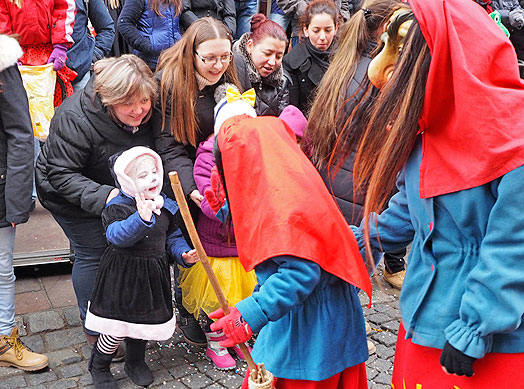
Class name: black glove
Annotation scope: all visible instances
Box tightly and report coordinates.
[440,341,476,377]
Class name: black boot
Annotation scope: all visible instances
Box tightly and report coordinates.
[175,294,207,346]
[88,346,117,389]
[124,338,154,387]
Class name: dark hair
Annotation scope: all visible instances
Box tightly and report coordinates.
[299,0,340,31]
[306,0,404,169]
[250,13,288,45]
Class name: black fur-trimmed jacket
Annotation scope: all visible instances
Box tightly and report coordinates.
[0,35,34,228]
[233,33,290,117]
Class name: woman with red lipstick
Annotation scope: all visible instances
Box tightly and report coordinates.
[283,0,339,115]
[233,13,290,116]
[152,17,242,347]
[35,55,158,351]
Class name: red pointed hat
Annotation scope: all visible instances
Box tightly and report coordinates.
[410,0,524,198]
[217,115,372,301]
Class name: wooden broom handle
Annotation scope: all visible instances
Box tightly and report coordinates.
[169,172,257,372]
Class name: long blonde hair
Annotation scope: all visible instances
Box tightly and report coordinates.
[306,0,402,169]
[156,17,240,147]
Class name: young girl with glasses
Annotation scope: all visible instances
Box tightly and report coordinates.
[151,16,242,356]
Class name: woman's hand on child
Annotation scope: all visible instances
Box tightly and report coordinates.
[209,307,253,347]
[182,249,199,264]
[136,193,154,222]
[189,189,204,208]
[106,188,120,204]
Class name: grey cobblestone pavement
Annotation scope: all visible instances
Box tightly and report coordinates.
[1,263,400,388]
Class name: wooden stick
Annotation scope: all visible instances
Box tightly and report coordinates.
[169,172,258,373]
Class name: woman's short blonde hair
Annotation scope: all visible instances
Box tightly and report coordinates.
[93,55,157,109]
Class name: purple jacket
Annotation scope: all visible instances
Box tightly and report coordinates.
[193,136,238,257]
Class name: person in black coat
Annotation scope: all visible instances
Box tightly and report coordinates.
[283,0,339,115]
[306,0,408,291]
[35,55,158,348]
[233,13,290,116]
[180,0,236,35]
[152,17,242,350]
[0,34,49,371]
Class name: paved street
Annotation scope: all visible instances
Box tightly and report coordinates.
[0,262,400,388]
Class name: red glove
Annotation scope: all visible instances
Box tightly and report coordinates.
[209,307,253,347]
[204,166,226,213]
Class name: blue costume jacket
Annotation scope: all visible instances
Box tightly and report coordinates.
[353,138,524,359]
[237,255,368,381]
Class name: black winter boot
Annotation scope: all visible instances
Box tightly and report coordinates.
[124,338,154,387]
[175,294,207,346]
[88,346,117,389]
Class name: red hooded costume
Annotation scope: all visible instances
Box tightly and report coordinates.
[217,115,372,302]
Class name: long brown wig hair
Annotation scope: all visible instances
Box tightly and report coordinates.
[156,17,240,147]
[149,0,181,16]
[306,0,403,169]
[353,20,430,256]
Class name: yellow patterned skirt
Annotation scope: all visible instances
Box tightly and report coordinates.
[178,256,257,318]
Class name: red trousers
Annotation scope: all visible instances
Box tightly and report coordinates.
[392,323,524,389]
[242,363,368,389]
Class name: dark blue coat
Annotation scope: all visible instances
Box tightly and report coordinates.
[118,0,181,70]
[66,0,115,82]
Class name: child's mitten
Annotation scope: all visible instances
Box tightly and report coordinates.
[204,166,226,213]
[209,307,253,347]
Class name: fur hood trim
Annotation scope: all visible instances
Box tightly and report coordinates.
[233,33,284,87]
[0,35,23,73]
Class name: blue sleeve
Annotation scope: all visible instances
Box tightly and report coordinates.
[353,169,415,254]
[166,227,192,267]
[236,255,321,333]
[445,165,524,358]
[89,0,115,60]
[106,211,154,247]
[117,0,156,55]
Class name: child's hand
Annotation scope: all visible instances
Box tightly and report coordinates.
[182,249,199,264]
[136,193,153,222]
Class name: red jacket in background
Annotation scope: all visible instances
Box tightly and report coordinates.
[0,0,76,47]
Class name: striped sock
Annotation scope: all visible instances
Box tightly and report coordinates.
[96,334,125,355]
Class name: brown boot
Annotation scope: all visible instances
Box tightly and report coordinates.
[0,327,48,371]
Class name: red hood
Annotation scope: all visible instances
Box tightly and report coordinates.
[410,0,524,198]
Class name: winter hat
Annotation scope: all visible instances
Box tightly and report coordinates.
[278,105,307,139]
[214,84,257,135]
[113,146,164,214]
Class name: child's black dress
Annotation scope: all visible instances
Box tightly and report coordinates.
[85,195,187,340]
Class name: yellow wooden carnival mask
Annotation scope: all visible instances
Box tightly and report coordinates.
[368,9,414,89]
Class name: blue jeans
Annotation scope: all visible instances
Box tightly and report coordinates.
[235,0,260,39]
[72,71,90,93]
[52,215,107,336]
[32,139,40,201]
[0,226,16,335]
[269,12,292,31]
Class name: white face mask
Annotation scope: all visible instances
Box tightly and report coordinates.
[132,158,162,200]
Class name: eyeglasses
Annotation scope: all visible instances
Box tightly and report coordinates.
[194,51,233,65]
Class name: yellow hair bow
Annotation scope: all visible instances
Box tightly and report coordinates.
[226,86,256,107]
